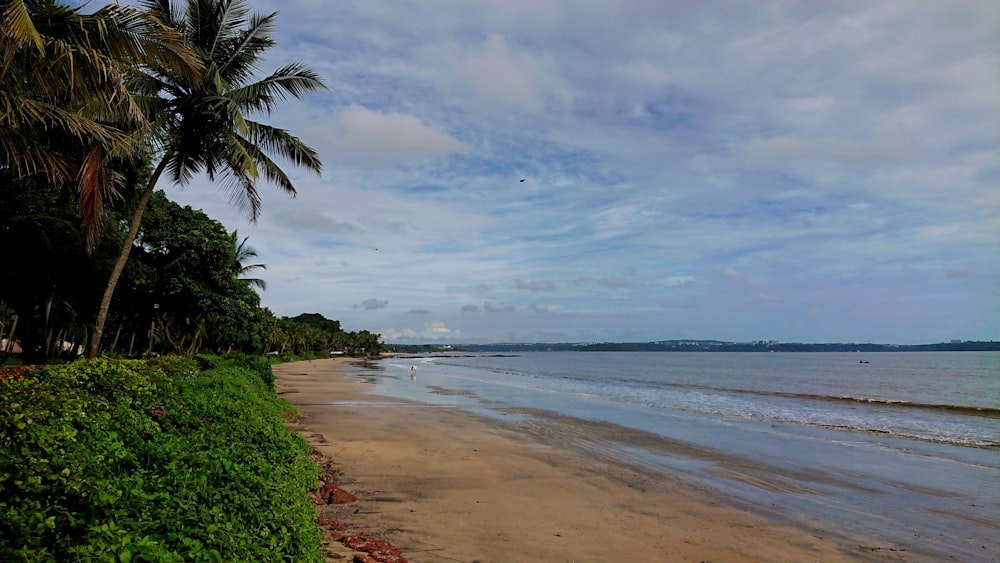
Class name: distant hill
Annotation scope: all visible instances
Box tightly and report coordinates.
[434,340,1000,353]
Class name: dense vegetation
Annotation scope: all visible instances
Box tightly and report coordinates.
[0,184,384,363]
[0,0,384,363]
[87,0,325,357]
[0,356,322,561]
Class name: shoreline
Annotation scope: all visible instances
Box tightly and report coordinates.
[276,358,914,562]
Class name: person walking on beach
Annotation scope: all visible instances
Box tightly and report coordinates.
[411,366,417,380]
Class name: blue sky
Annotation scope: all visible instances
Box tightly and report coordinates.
[154,0,997,344]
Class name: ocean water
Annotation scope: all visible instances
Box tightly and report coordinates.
[342,351,999,561]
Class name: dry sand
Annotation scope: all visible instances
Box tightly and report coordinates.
[276,358,909,563]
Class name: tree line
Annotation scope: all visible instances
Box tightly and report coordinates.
[1,0,383,363]
[0,180,383,362]
[456,341,1000,353]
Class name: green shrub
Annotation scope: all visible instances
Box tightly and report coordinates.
[0,358,321,562]
[227,353,276,392]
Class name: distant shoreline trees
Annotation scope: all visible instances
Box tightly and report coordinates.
[451,341,1000,353]
[269,313,383,358]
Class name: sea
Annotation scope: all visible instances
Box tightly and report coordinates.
[341,351,999,561]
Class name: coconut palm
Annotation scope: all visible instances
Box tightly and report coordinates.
[0,0,200,247]
[88,0,324,357]
[229,230,267,290]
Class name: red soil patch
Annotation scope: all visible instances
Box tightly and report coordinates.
[306,446,407,561]
[0,365,31,381]
[313,483,357,505]
[311,480,409,562]
[341,533,408,563]
[317,515,347,531]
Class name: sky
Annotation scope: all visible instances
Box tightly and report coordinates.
[136,0,999,344]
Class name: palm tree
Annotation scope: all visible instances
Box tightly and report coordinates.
[229,230,267,290]
[88,0,324,357]
[0,0,201,247]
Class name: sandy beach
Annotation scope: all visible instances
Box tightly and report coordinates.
[275,358,910,563]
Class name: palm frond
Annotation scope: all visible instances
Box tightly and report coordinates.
[34,2,199,114]
[1,0,44,55]
[76,143,125,251]
[217,159,262,220]
[17,97,126,144]
[234,133,295,195]
[166,148,201,185]
[211,0,251,55]
[244,120,322,173]
[229,230,268,290]
[216,11,274,83]
[241,277,267,290]
[229,63,326,113]
[86,4,193,74]
[0,130,74,182]
[140,0,182,30]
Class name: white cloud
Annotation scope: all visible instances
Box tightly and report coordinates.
[724,269,746,283]
[946,267,979,279]
[381,321,461,342]
[661,275,697,287]
[615,60,673,86]
[737,134,916,165]
[516,279,556,292]
[321,105,468,164]
[570,276,630,290]
[484,301,515,313]
[416,34,572,113]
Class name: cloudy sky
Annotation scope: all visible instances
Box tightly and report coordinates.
[150,0,997,345]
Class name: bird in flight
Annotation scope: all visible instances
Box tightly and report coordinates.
[519,178,526,183]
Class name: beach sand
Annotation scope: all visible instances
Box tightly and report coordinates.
[276,358,909,563]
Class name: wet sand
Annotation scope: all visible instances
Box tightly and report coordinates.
[276,358,912,562]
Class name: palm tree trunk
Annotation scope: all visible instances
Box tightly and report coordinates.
[110,325,122,355]
[161,321,184,354]
[0,317,15,364]
[88,157,168,358]
[3,317,15,353]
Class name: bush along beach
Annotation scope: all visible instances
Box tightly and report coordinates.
[0,355,322,562]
